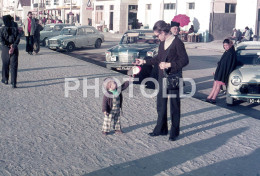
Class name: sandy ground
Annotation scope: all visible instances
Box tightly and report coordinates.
[0,41,260,176]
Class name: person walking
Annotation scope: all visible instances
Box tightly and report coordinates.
[23,11,36,55]
[0,15,20,88]
[33,18,44,54]
[134,20,189,141]
[206,39,237,103]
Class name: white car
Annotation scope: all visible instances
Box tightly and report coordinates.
[226,41,260,105]
[46,25,104,52]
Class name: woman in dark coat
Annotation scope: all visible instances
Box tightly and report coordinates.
[206,39,237,103]
[0,15,20,88]
[135,20,189,141]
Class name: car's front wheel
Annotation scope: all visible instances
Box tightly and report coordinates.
[95,39,102,48]
[42,38,48,46]
[67,42,75,52]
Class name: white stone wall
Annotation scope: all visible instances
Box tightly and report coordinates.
[236,0,257,34]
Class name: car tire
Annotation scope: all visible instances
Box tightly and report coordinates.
[42,38,48,46]
[67,42,75,52]
[226,92,234,106]
[95,39,102,48]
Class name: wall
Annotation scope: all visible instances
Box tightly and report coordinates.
[236,0,257,34]
[137,0,162,29]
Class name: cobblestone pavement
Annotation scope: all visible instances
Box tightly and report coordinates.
[0,40,260,176]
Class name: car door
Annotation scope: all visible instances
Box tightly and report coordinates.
[75,28,86,47]
[85,27,96,46]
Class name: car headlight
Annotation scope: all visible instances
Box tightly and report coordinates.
[231,76,242,86]
[147,51,155,57]
[105,51,112,61]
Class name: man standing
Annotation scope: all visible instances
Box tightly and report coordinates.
[23,11,36,55]
[0,15,20,88]
[33,18,43,54]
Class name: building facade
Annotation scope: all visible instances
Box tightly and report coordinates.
[137,0,260,41]
[92,0,138,33]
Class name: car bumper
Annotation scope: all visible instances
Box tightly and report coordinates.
[48,44,67,50]
[105,62,134,70]
[229,94,260,103]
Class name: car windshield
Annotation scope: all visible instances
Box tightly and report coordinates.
[43,25,54,31]
[237,49,260,66]
[120,32,159,44]
[60,28,77,35]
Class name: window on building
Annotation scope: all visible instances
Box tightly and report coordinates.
[54,0,59,5]
[110,5,114,10]
[146,4,151,10]
[46,0,51,5]
[96,6,104,10]
[225,3,236,13]
[188,3,195,9]
[164,3,176,10]
[129,5,138,10]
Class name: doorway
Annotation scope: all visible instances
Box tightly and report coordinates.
[109,12,113,30]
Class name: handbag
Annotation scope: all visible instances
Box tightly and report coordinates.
[163,70,181,90]
[162,41,181,90]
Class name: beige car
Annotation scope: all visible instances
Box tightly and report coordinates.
[46,25,104,52]
[226,41,260,105]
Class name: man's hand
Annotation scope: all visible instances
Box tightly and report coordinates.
[9,45,14,55]
[104,111,109,116]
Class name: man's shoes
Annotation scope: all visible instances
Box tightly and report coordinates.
[28,52,33,55]
[169,136,178,141]
[12,84,17,88]
[1,80,8,84]
[148,132,160,137]
[148,132,167,137]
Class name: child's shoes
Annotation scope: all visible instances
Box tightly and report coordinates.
[115,130,123,134]
[102,132,108,135]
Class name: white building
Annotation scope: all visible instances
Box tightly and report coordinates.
[137,0,260,41]
[92,0,138,33]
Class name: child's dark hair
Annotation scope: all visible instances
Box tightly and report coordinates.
[223,38,233,45]
[153,20,171,34]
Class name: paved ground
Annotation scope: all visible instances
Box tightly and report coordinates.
[0,40,260,176]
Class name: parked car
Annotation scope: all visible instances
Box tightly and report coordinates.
[226,41,260,105]
[105,29,159,82]
[46,25,104,52]
[40,23,72,46]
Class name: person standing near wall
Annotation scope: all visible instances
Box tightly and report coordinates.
[23,11,36,55]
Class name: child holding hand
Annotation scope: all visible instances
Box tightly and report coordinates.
[102,77,132,135]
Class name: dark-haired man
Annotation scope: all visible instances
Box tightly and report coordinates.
[23,11,36,55]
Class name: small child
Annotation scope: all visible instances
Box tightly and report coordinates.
[102,77,131,135]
